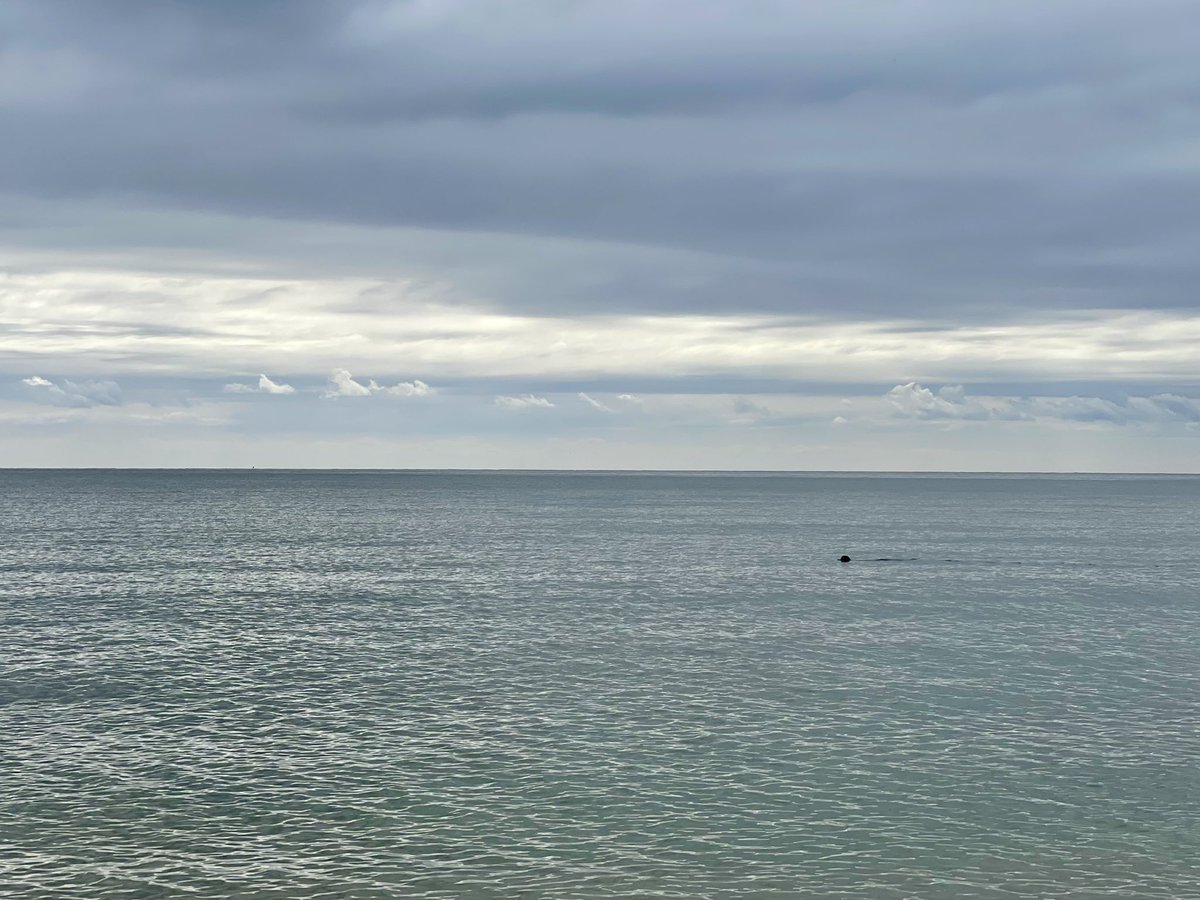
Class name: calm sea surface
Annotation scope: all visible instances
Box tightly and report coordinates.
[2,471,1198,898]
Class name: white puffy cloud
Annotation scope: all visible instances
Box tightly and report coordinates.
[20,375,121,407]
[886,383,1001,421]
[326,369,373,397]
[377,379,432,397]
[324,369,433,398]
[224,374,295,395]
[495,394,554,410]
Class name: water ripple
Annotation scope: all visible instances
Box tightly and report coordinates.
[2,471,1199,898]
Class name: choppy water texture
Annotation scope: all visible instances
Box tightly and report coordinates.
[2,471,1199,898]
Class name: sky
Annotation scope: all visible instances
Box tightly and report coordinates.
[2,0,1199,470]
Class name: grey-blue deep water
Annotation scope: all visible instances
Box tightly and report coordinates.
[2,470,1199,899]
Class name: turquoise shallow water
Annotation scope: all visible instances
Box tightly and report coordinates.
[2,471,1199,898]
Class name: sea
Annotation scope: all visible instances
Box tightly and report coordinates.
[2,470,1198,898]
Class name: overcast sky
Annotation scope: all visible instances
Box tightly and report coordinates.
[2,0,1198,470]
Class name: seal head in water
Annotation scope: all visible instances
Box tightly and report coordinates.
[839,555,851,562]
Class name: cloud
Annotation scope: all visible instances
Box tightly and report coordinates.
[224,374,295,394]
[326,368,373,397]
[376,379,433,397]
[20,375,121,407]
[0,399,230,429]
[11,270,1200,385]
[3,2,1200,469]
[886,382,1200,427]
[886,383,999,421]
[578,392,612,412]
[324,368,433,398]
[495,394,554,410]
[730,397,772,424]
[3,0,1200,324]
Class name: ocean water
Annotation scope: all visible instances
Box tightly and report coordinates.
[2,471,1199,899]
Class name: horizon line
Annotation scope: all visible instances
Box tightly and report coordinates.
[1,467,1198,476]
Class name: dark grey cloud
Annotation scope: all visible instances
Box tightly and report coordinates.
[12,0,1192,117]
[2,0,1200,320]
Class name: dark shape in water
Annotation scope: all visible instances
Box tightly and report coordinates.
[839,555,851,562]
